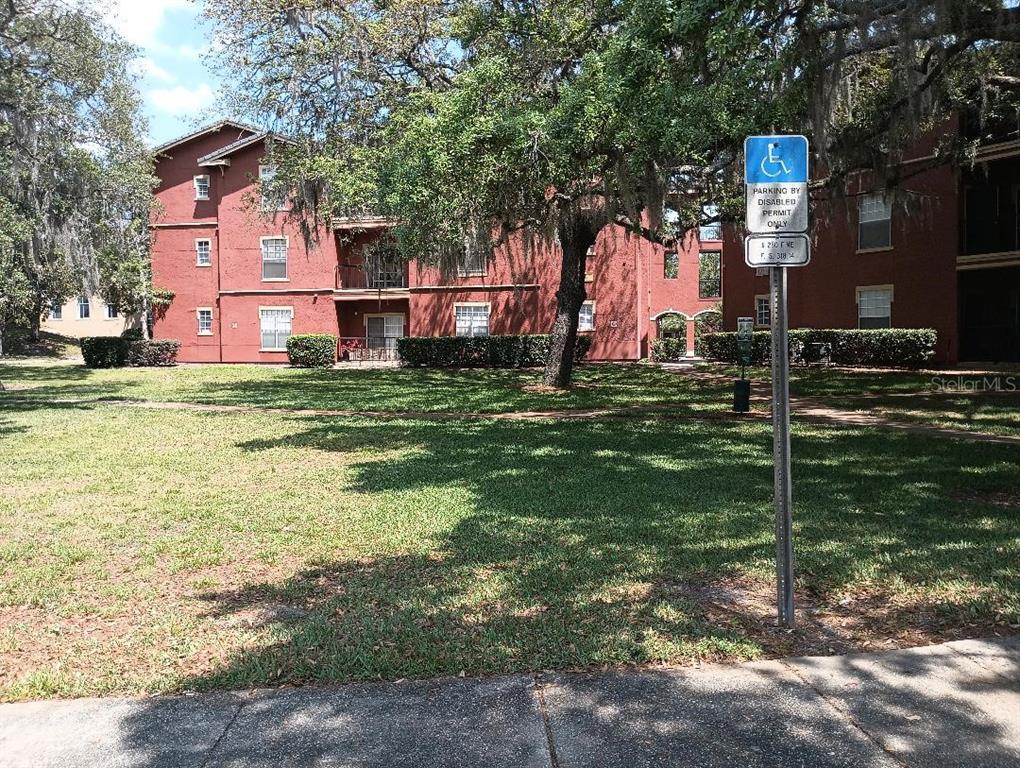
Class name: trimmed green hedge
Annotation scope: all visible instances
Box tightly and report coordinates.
[650,338,688,362]
[127,339,180,367]
[700,328,937,368]
[82,337,180,368]
[81,337,130,368]
[398,334,592,368]
[287,334,337,368]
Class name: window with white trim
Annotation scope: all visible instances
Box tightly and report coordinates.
[857,286,892,329]
[455,304,489,337]
[579,301,595,331]
[194,175,210,201]
[195,239,211,266]
[259,165,287,211]
[858,192,891,250]
[261,237,288,280]
[77,296,90,319]
[106,304,118,319]
[755,295,770,327]
[197,308,213,335]
[259,307,293,350]
[50,302,62,320]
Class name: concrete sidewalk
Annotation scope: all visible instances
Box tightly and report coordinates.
[2,637,1017,768]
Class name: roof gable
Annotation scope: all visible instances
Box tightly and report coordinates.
[196,131,296,166]
[152,120,263,157]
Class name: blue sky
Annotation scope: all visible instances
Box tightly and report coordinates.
[104,1,231,147]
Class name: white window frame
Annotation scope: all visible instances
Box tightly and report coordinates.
[454,302,490,337]
[858,192,892,252]
[258,165,288,212]
[193,175,210,201]
[77,296,90,319]
[259,306,293,351]
[196,307,214,336]
[260,236,289,282]
[856,285,894,329]
[578,300,595,332]
[105,303,118,320]
[195,238,212,267]
[50,302,62,320]
[755,295,770,327]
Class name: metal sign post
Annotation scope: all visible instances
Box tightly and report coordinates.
[744,135,809,628]
[770,267,795,626]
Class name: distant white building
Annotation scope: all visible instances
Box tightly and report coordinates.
[41,295,143,338]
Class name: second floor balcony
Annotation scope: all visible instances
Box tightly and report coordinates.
[962,153,1019,260]
[336,262,409,294]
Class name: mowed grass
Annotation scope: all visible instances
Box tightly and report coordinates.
[1,373,1018,700]
[722,365,1020,437]
[0,360,732,414]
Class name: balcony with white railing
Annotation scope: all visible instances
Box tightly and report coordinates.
[338,335,401,363]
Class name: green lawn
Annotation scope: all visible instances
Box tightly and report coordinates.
[821,394,1020,438]
[721,365,1020,436]
[1,360,1018,700]
[0,360,733,414]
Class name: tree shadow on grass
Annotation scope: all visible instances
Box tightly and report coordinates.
[169,417,1020,694]
[187,363,717,414]
[85,417,1020,768]
[0,361,94,383]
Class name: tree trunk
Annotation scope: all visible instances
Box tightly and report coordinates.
[141,293,151,340]
[542,217,598,388]
[141,262,151,340]
[30,296,42,341]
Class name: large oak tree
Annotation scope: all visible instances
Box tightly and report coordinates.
[0,0,157,350]
[207,0,1018,385]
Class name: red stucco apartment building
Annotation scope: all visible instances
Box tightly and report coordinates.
[151,121,723,363]
[722,118,1020,364]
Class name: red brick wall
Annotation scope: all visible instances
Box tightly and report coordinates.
[153,132,341,362]
[722,163,960,362]
[408,223,716,360]
[218,293,338,363]
[153,126,729,363]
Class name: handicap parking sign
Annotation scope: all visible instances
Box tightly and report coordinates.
[744,136,808,184]
[744,135,809,235]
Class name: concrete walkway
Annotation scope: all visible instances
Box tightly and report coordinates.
[2,637,1017,767]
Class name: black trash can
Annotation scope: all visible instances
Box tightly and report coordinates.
[733,379,751,413]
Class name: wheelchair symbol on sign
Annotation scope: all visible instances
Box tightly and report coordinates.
[760,142,792,178]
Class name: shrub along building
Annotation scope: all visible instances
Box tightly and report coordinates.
[721,116,1020,365]
[151,121,723,363]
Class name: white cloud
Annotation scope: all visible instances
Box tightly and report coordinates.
[175,43,205,60]
[148,83,215,117]
[105,1,193,48]
[130,57,176,84]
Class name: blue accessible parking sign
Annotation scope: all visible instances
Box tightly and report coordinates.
[744,135,809,184]
[744,135,810,237]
